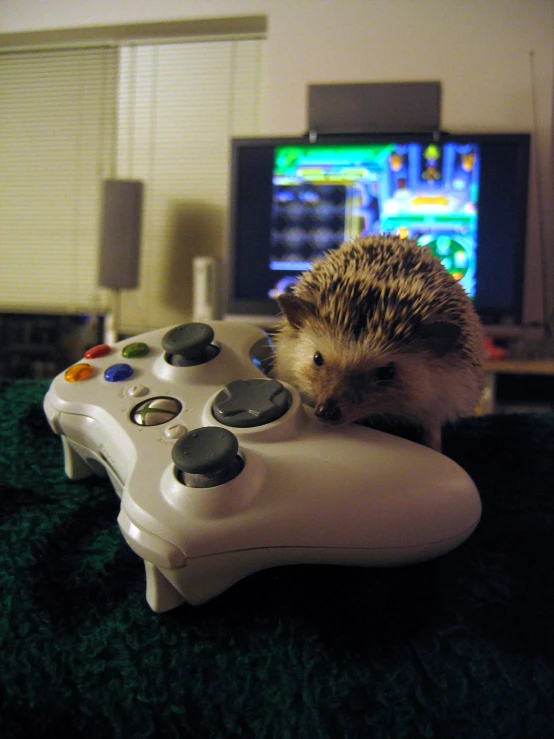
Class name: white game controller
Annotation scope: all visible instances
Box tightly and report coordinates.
[43,320,481,612]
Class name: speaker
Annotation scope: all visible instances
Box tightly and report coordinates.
[192,256,221,321]
[307,81,442,134]
[98,179,143,290]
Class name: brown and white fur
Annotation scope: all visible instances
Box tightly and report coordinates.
[272,236,485,451]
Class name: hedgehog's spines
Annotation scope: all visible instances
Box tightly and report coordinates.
[287,235,478,357]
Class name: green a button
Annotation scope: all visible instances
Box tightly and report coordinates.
[122,342,150,359]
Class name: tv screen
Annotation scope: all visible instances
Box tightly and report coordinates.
[225,133,530,331]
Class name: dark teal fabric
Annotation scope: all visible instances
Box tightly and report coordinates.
[1,379,553,738]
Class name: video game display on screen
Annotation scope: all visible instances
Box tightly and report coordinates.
[268,142,480,300]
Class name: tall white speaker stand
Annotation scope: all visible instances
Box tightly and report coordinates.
[103,288,121,345]
[192,256,222,322]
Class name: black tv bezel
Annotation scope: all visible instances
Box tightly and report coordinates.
[225,132,531,330]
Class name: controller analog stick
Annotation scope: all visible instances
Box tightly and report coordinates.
[172,426,243,488]
[162,323,220,367]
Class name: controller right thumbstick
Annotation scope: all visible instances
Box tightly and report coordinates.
[172,426,243,488]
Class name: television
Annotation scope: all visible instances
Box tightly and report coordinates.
[224,133,531,335]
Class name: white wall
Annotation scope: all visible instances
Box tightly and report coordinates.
[2,0,553,328]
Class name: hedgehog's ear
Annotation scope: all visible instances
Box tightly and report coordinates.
[277,294,317,330]
[414,320,461,357]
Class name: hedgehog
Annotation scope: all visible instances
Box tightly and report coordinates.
[271,235,485,451]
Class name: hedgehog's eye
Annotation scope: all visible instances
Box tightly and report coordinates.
[313,351,324,367]
[374,362,396,384]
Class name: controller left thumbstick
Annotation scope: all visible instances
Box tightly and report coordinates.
[162,323,220,367]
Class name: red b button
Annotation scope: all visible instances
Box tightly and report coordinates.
[84,344,112,359]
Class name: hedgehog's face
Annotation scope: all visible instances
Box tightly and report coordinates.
[274,294,462,428]
[274,294,408,424]
[287,330,406,425]
[310,351,397,425]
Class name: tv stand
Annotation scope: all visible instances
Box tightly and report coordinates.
[481,358,554,413]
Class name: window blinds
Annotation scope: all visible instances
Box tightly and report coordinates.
[0,47,118,314]
[115,38,265,334]
[0,35,265,333]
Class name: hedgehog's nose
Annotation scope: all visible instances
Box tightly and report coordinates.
[315,399,342,423]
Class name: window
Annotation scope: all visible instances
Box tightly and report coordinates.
[0,30,266,334]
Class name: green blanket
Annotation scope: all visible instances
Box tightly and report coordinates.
[1,379,553,738]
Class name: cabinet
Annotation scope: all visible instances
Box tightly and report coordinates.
[0,313,104,379]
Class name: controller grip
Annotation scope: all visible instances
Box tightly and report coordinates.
[144,562,187,613]
[61,436,98,480]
